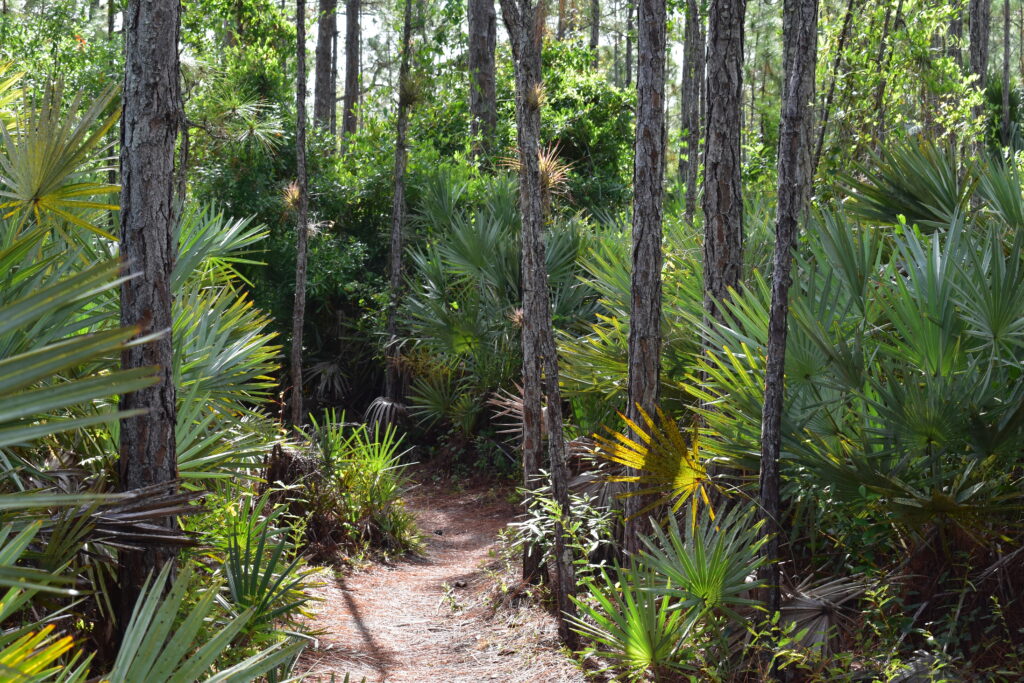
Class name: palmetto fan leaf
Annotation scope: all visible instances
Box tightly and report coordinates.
[0,63,24,129]
[223,492,312,630]
[639,503,767,625]
[106,563,305,683]
[841,142,969,231]
[567,564,693,677]
[0,230,157,451]
[0,625,86,683]
[172,205,268,290]
[593,406,717,525]
[0,83,120,240]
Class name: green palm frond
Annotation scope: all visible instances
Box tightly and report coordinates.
[0,83,120,240]
[0,521,76,595]
[106,563,306,683]
[841,142,970,231]
[176,399,277,482]
[639,503,767,625]
[0,230,157,451]
[0,63,24,129]
[568,564,692,678]
[173,205,268,290]
[223,492,312,630]
[408,368,463,428]
[976,157,1024,228]
[174,281,280,407]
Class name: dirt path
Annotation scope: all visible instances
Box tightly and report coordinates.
[296,483,586,683]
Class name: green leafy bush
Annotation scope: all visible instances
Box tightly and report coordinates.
[507,477,616,583]
[281,411,419,562]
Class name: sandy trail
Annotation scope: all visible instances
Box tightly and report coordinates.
[296,484,585,683]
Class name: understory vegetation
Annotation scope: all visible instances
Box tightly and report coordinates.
[0,70,416,678]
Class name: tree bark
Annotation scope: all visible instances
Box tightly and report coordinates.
[1002,0,1010,145]
[623,0,666,556]
[625,0,633,87]
[314,0,338,131]
[290,0,311,427]
[117,0,182,631]
[331,23,338,135]
[702,0,745,324]
[760,0,817,634]
[589,0,599,68]
[342,0,361,137]
[498,0,578,647]
[970,0,992,88]
[385,0,414,405]
[680,0,703,222]
[468,0,497,157]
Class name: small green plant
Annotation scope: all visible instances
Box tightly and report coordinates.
[298,411,420,559]
[568,563,693,680]
[223,491,313,632]
[106,563,305,682]
[639,503,767,627]
[507,477,616,582]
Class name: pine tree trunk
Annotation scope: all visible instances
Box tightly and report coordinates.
[342,0,360,137]
[117,0,182,631]
[1002,0,1010,145]
[385,0,414,405]
[314,0,338,131]
[760,0,817,633]
[290,0,311,427]
[498,0,578,647]
[971,0,992,87]
[614,26,621,85]
[623,0,666,556]
[468,0,497,157]
[625,0,633,86]
[702,0,745,323]
[589,0,599,67]
[331,26,338,134]
[680,0,703,222]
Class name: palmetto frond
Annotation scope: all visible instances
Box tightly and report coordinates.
[0,83,120,241]
[841,142,969,231]
[0,62,24,129]
[0,229,157,453]
[593,406,717,526]
[0,625,88,683]
[639,503,767,625]
[106,563,305,682]
[567,564,693,677]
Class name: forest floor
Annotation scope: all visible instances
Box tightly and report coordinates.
[295,477,588,683]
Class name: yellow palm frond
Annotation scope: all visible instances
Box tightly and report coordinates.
[593,405,718,529]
